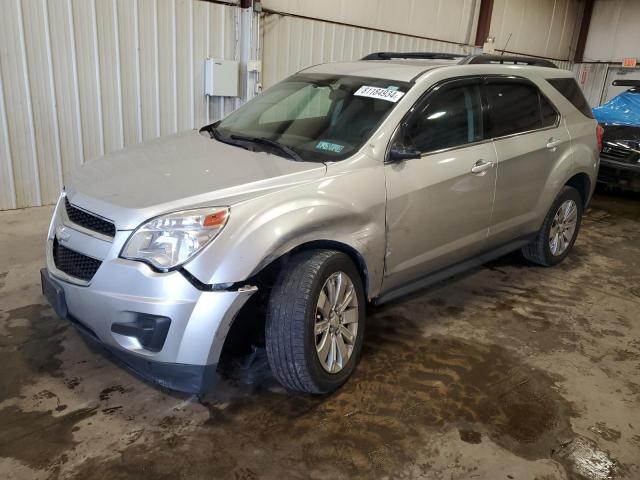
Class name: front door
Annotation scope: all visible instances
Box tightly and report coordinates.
[383,78,497,293]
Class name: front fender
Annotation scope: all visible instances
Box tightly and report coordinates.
[184,158,387,299]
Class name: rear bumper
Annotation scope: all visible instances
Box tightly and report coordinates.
[598,157,640,191]
[41,265,256,393]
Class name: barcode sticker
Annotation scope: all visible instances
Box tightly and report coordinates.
[354,86,405,103]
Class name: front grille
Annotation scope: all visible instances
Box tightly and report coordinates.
[53,239,102,282]
[601,143,640,164]
[65,198,116,237]
[602,146,633,161]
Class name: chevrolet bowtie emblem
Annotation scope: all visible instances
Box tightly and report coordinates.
[56,226,72,242]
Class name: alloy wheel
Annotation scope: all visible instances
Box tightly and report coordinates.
[314,271,359,373]
[549,199,578,256]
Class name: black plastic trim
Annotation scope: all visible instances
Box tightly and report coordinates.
[178,267,255,293]
[362,51,466,61]
[111,314,171,353]
[373,234,536,305]
[460,54,558,68]
[65,197,116,237]
[360,52,559,69]
[612,79,640,87]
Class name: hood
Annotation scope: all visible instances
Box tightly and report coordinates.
[66,130,326,230]
[601,124,640,144]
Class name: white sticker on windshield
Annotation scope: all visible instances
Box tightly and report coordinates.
[354,86,405,103]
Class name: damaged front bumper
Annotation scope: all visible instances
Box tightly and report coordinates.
[41,261,257,393]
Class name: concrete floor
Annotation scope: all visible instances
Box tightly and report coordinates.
[1,191,639,480]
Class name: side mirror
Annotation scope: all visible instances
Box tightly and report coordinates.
[388,143,421,161]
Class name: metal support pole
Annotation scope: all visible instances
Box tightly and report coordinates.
[239,0,260,102]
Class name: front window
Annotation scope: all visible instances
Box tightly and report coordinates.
[399,81,484,153]
[214,74,412,161]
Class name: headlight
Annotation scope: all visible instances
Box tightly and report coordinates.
[121,207,229,270]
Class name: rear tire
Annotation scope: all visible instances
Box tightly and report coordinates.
[265,249,365,394]
[522,186,583,266]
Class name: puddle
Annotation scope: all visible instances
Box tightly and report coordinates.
[553,436,618,480]
[589,422,622,443]
[0,304,67,402]
[0,258,627,479]
[99,385,127,401]
[67,314,596,479]
[0,405,97,470]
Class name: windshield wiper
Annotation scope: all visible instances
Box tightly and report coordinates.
[203,124,304,162]
[204,124,223,141]
[229,134,303,162]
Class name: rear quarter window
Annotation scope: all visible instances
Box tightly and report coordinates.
[540,94,559,127]
[547,78,594,119]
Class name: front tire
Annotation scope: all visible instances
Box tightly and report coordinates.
[265,250,365,394]
[522,186,583,266]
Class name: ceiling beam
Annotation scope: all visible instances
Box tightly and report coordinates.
[475,0,494,47]
[574,0,595,63]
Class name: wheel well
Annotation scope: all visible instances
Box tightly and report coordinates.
[565,173,591,208]
[218,240,370,364]
[288,240,370,296]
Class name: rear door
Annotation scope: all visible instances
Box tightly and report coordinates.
[484,77,569,245]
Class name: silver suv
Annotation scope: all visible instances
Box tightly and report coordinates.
[41,53,599,394]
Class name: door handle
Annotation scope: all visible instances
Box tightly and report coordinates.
[546,138,562,150]
[471,159,494,175]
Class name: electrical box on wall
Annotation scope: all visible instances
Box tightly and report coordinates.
[204,58,239,97]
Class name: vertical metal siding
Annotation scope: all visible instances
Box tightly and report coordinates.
[261,0,479,45]
[0,0,40,208]
[0,0,240,210]
[117,0,143,146]
[261,14,474,88]
[573,63,613,107]
[489,0,580,61]
[584,0,640,63]
[260,4,574,89]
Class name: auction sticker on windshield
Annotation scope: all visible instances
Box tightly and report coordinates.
[315,140,344,153]
[354,86,405,103]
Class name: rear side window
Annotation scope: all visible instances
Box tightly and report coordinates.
[485,82,543,137]
[547,78,594,119]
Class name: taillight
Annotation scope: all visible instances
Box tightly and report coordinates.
[596,124,604,151]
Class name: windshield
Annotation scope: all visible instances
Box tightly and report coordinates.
[215,74,412,161]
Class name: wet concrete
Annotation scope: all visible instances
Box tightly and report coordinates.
[1,190,639,479]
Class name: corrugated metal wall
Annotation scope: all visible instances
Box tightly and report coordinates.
[1,0,579,211]
[573,63,609,107]
[0,0,241,210]
[261,0,481,46]
[489,0,581,61]
[261,14,476,89]
[571,0,640,109]
[261,11,572,90]
[584,0,640,63]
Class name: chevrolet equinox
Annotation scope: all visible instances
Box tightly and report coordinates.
[41,53,600,394]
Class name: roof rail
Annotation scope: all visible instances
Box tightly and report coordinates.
[361,51,466,61]
[459,54,558,68]
[361,51,559,69]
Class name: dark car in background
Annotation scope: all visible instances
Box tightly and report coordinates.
[593,80,640,192]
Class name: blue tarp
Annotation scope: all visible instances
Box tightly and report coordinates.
[593,91,640,126]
